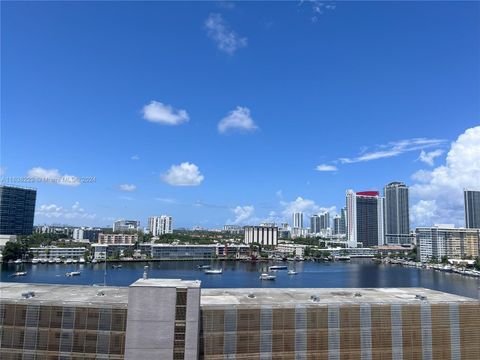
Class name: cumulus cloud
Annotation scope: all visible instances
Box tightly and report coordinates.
[315,164,338,172]
[142,101,189,125]
[410,126,480,226]
[218,106,258,134]
[27,167,80,186]
[230,205,255,224]
[339,138,446,164]
[161,162,204,186]
[418,149,444,166]
[280,196,336,219]
[205,13,247,55]
[36,202,96,220]
[119,184,136,192]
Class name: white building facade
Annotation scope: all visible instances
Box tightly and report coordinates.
[244,226,278,246]
[148,215,173,236]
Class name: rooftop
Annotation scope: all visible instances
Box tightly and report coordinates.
[0,281,477,308]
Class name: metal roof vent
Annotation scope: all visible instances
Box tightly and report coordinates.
[415,294,427,301]
[96,290,105,297]
[354,292,362,297]
[310,295,320,302]
[21,291,35,299]
[248,293,255,299]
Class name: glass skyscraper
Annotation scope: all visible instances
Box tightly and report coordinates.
[384,181,410,245]
[464,189,480,228]
[0,185,37,235]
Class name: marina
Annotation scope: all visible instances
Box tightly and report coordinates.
[2,258,478,298]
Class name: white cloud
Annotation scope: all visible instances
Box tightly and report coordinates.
[230,205,255,224]
[27,167,80,186]
[142,101,189,125]
[418,149,444,166]
[161,162,204,186]
[339,138,446,164]
[36,202,96,220]
[131,155,140,160]
[218,106,258,134]
[410,126,480,226]
[119,184,136,192]
[280,196,336,219]
[315,164,338,172]
[155,198,178,204]
[205,13,247,55]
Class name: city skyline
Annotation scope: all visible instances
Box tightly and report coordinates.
[2,2,479,228]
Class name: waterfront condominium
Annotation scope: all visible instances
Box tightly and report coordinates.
[292,212,303,229]
[148,215,173,236]
[0,185,36,235]
[244,225,278,246]
[309,214,321,234]
[384,181,410,245]
[1,279,479,359]
[416,225,480,263]
[464,189,480,228]
[333,215,341,235]
[346,190,385,248]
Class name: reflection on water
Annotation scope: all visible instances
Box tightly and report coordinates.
[2,259,479,299]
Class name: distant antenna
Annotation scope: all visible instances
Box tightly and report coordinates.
[143,265,149,280]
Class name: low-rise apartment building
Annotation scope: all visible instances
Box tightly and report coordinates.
[29,246,86,259]
[98,233,138,245]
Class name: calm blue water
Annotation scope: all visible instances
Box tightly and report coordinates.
[2,259,479,299]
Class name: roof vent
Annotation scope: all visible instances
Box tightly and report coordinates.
[415,294,427,300]
[354,292,362,297]
[96,290,105,297]
[248,293,255,299]
[21,291,35,299]
[310,295,320,302]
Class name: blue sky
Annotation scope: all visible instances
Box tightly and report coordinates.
[2,1,479,229]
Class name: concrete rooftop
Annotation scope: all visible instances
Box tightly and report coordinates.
[0,281,477,309]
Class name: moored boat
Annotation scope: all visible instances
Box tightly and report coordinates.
[259,273,276,280]
[269,265,288,271]
[31,258,39,264]
[197,265,211,269]
[14,259,23,264]
[66,271,81,277]
[204,269,222,274]
[287,270,298,275]
[12,271,27,276]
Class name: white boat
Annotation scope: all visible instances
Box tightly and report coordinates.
[269,265,288,271]
[65,258,73,264]
[14,259,23,264]
[12,271,27,276]
[259,273,276,280]
[72,259,78,264]
[79,258,86,264]
[40,258,47,264]
[91,259,98,264]
[204,269,223,274]
[55,258,62,264]
[197,265,211,269]
[48,258,55,264]
[31,258,39,264]
[66,271,81,277]
[288,270,298,275]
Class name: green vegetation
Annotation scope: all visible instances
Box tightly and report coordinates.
[2,241,28,262]
[154,233,217,244]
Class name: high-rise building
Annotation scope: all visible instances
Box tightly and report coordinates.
[416,225,480,263]
[244,225,278,246]
[346,190,385,248]
[340,207,347,234]
[292,212,303,229]
[384,181,410,245]
[113,219,140,233]
[310,215,321,233]
[333,215,341,235]
[148,215,173,236]
[0,185,36,235]
[319,211,330,230]
[464,189,480,228]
